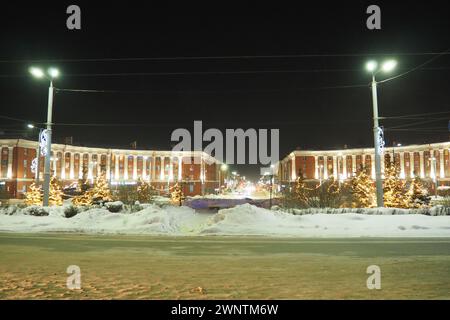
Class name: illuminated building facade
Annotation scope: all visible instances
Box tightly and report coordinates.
[277,141,450,186]
[0,139,222,198]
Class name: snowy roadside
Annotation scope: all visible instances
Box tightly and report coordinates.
[0,203,449,237]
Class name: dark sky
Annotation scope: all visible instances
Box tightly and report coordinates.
[1,1,449,180]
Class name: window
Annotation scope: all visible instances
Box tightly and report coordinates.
[23,160,28,178]
[1,147,8,178]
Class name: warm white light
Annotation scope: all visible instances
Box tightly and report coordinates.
[48,68,59,78]
[366,60,378,72]
[382,60,397,72]
[221,164,228,171]
[29,67,44,78]
[27,124,35,129]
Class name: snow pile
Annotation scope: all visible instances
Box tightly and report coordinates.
[288,206,450,216]
[0,204,449,237]
[201,204,450,237]
[104,201,123,213]
[0,204,202,235]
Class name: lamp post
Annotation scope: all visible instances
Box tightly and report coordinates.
[366,59,397,207]
[29,67,60,206]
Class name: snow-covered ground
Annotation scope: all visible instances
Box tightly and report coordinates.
[0,204,449,237]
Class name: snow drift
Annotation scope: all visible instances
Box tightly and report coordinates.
[0,204,449,237]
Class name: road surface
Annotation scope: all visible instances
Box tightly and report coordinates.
[0,233,449,299]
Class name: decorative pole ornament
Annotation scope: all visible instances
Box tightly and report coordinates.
[377,127,385,155]
[40,129,49,156]
[31,157,38,174]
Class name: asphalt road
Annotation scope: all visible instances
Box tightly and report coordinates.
[0,233,449,299]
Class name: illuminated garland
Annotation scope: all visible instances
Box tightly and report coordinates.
[25,182,43,206]
[350,167,376,208]
[170,183,185,206]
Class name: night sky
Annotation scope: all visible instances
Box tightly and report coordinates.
[1,1,449,179]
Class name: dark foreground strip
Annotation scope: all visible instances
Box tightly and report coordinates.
[1,300,448,319]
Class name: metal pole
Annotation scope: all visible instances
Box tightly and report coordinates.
[42,81,54,206]
[371,75,384,207]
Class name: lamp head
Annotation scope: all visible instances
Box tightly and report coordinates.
[366,60,378,72]
[48,68,59,78]
[29,67,44,78]
[382,60,397,72]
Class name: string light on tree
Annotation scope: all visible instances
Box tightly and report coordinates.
[25,182,43,206]
[49,176,64,206]
[383,163,408,208]
[137,178,155,203]
[407,176,431,208]
[170,183,185,206]
[350,166,376,208]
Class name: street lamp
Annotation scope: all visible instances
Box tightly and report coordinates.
[29,66,60,206]
[366,59,397,207]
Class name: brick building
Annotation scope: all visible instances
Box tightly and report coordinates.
[0,139,223,198]
[277,141,450,186]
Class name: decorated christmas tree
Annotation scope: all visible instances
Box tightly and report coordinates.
[72,191,91,206]
[49,176,64,206]
[350,166,376,208]
[407,176,431,208]
[90,174,113,203]
[25,182,43,206]
[383,163,408,208]
[137,178,155,203]
[72,174,112,206]
[326,175,341,196]
[170,183,185,206]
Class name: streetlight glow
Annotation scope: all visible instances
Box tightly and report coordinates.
[48,68,59,78]
[366,60,378,72]
[382,60,397,72]
[29,67,44,78]
[27,124,35,129]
